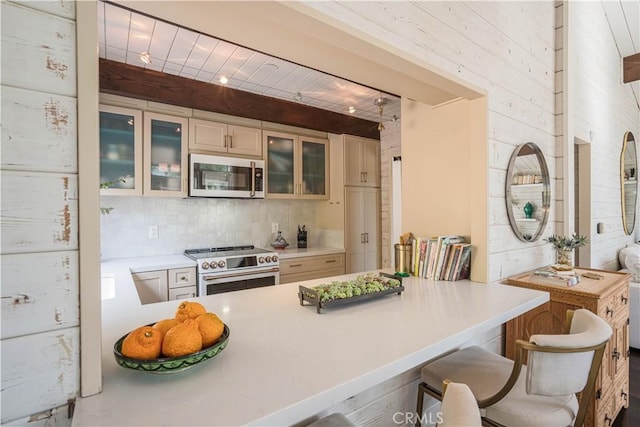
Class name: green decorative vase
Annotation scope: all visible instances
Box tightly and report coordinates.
[523,202,534,219]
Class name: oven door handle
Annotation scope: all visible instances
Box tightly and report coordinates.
[250,161,256,198]
[202,268,280,282]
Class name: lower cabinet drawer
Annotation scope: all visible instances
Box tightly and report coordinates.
[168,267,196,289]
[279,253,345,276]
[280,267,345,285]
[169,286,197,300]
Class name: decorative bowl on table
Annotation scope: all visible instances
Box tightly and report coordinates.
[113,324,230,374]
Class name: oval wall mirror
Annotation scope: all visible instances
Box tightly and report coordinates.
[505,142,551,242]
[621,131,637,235]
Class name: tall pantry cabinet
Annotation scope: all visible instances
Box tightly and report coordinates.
[344,135,381,273]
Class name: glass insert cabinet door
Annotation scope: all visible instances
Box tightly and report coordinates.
[143,112,188,197]
[263,131,329,199]
[264,131,295,196]
[299,136,329,198]
[99,105,143,195]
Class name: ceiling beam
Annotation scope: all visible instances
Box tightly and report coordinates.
[99,58,380,140]
[623,53,640,83]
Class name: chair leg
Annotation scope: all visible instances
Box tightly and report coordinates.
[416,382,425,427]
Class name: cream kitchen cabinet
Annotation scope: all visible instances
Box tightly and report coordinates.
[132,267,196,305]
[344,135,380,187]
[99,104,143,195]
[345,187,380,273]
[143,112,189,197]
[188,118,262,157]
[263,130,329,199]
[279,253,345,284]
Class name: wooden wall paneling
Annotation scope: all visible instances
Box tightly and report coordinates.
[0,328,79,424]
[1,251,79,339]
[624,53,640,83]
[9,0,76,20]
[0,171,78,253]
[1,2,76,97]
[1,86,77,173]
[99,59,380,140]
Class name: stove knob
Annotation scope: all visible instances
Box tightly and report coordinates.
[201,262,210,270]
[271,255,278,262]
[210,261,217,269]
[258,256,265,263]
[218,260,226,268]
[265,256,271,263]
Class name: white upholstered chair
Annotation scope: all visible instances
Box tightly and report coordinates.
[438,381,482,427]
[416,309,612,427]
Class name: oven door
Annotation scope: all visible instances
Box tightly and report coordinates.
[199,269,279,295]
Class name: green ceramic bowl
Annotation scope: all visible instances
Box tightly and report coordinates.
[113,324,230,374]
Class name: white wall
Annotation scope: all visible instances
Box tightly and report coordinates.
[570,1,640,270]
[304,1,558,282]
[0,1,79,424]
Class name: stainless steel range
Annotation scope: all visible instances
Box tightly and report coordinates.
[184,245,280,295]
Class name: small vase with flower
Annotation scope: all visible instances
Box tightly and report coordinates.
[543,233,588,270]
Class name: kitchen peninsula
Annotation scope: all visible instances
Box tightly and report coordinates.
[73,269,548,426]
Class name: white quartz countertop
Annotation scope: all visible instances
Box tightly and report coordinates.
[102,254,195,273]
[74,269,548,427]
[275,246,344,259]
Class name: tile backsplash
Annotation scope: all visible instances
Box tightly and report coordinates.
[100,196,339,260]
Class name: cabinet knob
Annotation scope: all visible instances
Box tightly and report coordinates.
[180,276,186,281]
[612,349,621,360]
[596,388,602,399]
[606,306,613,317]
[621,391,628,401]
[604,415,612,426]
[621,295,628,304]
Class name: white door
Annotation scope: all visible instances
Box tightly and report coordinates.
[189,119,227,153]
[345,186,365,273]
[361,138,380,187]
[363,187,380,270]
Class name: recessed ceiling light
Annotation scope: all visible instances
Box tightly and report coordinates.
[139,51,152,65]
[348,106,356,114]
[219,75,228,84]
[294,92,303,101]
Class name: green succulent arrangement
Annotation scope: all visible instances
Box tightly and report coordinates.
[543,233,588,250]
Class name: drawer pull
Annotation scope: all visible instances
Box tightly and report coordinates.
[596,389,602,399]
[621,295,628,304]
[621,391,628,401]
[289,264,302,268]
[180,276,187,281]
[604,415,612,426]
[612,349,621,360]
[325,259,337,263]
[606,306,613,317]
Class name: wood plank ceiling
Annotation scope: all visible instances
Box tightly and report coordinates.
[602,0,640,91]
[97,0,401,134]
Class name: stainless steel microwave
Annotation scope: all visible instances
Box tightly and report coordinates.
[189,154,265,198]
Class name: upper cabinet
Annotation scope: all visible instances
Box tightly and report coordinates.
[99,105,143,195]
[344,135,380,187]
[263,130,329,199]
[188,118,262,158]
[143,112,188,197]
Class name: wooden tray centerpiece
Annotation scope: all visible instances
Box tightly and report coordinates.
[298,272,404,313]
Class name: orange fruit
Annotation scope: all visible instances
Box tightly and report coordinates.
[175,301,207,322]
[121,326,162,360]
[153,318,179,339]
[196,312,225,347]
[162,319,203,357]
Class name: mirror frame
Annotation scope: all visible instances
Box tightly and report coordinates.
[621,131,637,235]
[505,142,551,242]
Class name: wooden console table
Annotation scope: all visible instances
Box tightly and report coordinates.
[504,267,630,427]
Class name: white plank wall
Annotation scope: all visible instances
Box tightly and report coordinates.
[571,1,640,269]
[0,1,79,425]
[303,1,558,282]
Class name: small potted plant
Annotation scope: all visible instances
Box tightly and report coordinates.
[543,233,588,269]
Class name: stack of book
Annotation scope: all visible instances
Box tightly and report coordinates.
[411,235,471,281]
